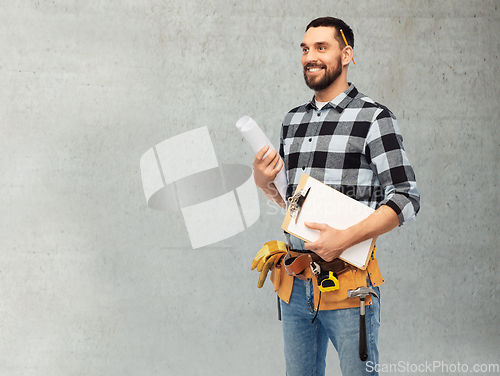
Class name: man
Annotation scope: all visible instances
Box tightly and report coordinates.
[253,17,420,376]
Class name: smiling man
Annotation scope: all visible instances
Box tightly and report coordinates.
[301,27,344,96]
[253,17,420,376]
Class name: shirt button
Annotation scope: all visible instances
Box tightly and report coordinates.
[302,166,305,170]
[317,112,321,117]
[308,138,312,142]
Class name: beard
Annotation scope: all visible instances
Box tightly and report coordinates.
[303,57,342,92]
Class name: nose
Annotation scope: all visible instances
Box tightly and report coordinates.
[304,49,318,64]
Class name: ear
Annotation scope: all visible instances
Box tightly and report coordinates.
[342,46,354,66]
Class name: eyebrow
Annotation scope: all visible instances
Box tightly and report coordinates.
[300,41,329,48]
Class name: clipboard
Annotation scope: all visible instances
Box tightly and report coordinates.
[281,174,376,270]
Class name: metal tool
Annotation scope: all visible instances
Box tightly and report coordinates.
[347,277,379,362]
[288,187,311,223]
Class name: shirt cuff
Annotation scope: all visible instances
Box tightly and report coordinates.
[383,195,419,226]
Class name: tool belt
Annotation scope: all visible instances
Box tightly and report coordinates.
[270,248,385,311]
[284,251,351,280]
[284,250,352,294]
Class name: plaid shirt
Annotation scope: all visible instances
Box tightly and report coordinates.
[279,84,420,226]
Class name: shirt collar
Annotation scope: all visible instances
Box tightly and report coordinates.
[306,83,358,113]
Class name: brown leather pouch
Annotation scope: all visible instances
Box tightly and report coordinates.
[284,251,351,278]
[272,250,385,310]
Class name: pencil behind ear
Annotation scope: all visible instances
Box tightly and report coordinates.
[340,29,356,65]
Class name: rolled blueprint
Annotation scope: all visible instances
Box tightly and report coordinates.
[236,115,288,203]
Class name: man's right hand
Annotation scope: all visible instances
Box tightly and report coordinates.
[253,146,283,188]
[253,145,286,208]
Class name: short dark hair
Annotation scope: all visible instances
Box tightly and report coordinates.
[305,17,354,49]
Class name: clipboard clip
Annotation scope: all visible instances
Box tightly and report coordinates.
[288,187,311,224]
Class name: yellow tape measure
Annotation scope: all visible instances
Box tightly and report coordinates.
[317,271,340,292]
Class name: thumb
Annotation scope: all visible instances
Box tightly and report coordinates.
[304,221,326,231]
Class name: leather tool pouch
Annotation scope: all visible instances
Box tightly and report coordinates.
[283,252,351,279]
[272,250,385,310]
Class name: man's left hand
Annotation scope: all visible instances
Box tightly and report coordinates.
[303,222,352,262]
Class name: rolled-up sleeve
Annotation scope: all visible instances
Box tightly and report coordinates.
[366,108,420,225]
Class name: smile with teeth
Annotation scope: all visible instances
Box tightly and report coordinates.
[306,66,324,73]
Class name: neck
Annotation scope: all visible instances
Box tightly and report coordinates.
[314,72,349,102]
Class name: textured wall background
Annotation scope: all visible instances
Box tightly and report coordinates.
[1,1,499,375]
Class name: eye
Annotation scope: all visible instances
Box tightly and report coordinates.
[302,47,309,54]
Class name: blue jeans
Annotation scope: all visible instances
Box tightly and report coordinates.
[280,278,380,376]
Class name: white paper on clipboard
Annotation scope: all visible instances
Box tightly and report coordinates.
[281,174,376,270]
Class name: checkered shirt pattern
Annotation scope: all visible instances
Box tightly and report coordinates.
[279,84,420,225]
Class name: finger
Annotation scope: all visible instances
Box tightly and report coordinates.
[262,149,278,166]
[254,150,277,172]
[262,255,276,275]
[255,145,270,161]
[268,149,278,160]
[269,152,281,170]
[258,254,278,288]
[275,156,284,172]
[304,238,320,250]
[251,246,267,270]
[251,254,264,270]
[256,255,268,272]
[257,270,268,288]
[304,221,326,231]
[254,246,266,258]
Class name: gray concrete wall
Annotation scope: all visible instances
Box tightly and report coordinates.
[1,0,498,375]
